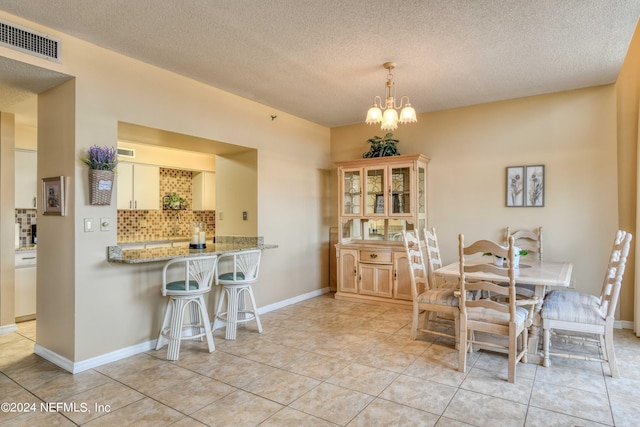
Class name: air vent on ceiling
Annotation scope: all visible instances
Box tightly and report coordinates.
[117,148,135,158]
[0,19,61,63]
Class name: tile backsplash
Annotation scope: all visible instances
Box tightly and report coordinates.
[15,209,36,246]
[117,168,215,242]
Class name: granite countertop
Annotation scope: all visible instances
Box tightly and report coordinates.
[117,235,203,245]
[108,236,277,264]
[16,245,37,252]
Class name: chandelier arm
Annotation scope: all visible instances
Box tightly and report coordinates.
[372,95,383,107]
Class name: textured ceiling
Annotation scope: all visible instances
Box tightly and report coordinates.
[0,0,639,128]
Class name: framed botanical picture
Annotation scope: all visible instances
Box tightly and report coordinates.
[42,176,65,216]
[525,165,545,207]
[506,166,524,207]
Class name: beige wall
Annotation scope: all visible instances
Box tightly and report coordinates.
[117,141,216,172]
[332,85,620,316]
[215,151,258,236]
[0,12,330,363]
[36,81,76,358]
[0,113,16,328]
[615,22,640,329]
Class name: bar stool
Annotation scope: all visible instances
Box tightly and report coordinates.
[214,249,262,340]
[155,255,218,360]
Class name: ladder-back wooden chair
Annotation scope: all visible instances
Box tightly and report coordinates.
[458,235,538,383]
[542,230,632,377]
[402,230,460,346]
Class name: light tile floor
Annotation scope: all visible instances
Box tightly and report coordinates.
[2,293,640,426]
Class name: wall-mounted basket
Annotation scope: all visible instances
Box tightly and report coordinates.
[88,169,114,205]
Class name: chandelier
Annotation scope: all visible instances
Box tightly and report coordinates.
[365,62,417,131]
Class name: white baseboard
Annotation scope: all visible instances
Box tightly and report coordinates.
[35,340,158,374]
[0,323,17,335]
[258,286,331,314]
[212,286,330,330]
[616,320,633,330]
[39,287,331,374]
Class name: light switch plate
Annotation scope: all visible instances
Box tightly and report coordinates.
[84,218,94,232]
[100,217,110,231]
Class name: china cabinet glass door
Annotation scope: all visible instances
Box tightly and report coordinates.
[342,169,362,216]
[365,167,386,216]
[390,165,411,216]
[418,165,426,231]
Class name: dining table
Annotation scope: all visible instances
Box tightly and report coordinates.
[434,257,573,364]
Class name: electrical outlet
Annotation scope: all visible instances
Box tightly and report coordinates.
[140,219,148,228]
[242,211,248,220]
[100,217,110,231]
[84,218,94,232]
[219,211,224,220]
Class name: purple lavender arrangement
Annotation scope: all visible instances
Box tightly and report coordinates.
[82,145,118,171]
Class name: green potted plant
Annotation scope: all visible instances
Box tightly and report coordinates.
[163,192,188,210]
[484,248,528,267]
[363,133,400,158]
[82,145,118,205]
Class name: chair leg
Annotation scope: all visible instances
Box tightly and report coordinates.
[225,286,239,340]
[604,327,619,378]
[453,309,459,350]
[189,301,202,342]
[213,286,227,332]
[458,317,467,373]
[167,299,188,361]
[197,296,215,353]
[508,328,516,384]
[410,305,419,340]
[246,286,263,333]
[522,325,529,364]
[156,299,173,350]
[542,322,550,368]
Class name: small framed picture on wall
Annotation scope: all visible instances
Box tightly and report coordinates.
[42,176,65,216]
[525,165,545,207]
[506,166,524,207]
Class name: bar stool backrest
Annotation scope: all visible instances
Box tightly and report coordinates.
[216,249,261,284]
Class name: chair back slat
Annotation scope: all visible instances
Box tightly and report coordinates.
[423,227,443,288]
[216,249,262,284]
[161,255,218,296]
[506,226,543,260]
[459,235,516,318]
[402,230,428,295]
[599,230,632,318]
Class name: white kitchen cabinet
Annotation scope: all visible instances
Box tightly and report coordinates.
[192,171,215,211]
[15,149,37,209]
[117,162,160,210]
[15,250,36,321]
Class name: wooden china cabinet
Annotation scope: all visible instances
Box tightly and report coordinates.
[335,154,429,305]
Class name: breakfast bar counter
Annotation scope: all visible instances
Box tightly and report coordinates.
[107,236,277,264]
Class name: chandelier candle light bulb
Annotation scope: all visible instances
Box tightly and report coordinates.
[366,62,417,131]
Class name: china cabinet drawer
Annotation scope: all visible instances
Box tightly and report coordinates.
[359,250,391,263]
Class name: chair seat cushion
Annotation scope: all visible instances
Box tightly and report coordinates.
[540,301,605,325]
[541,300,605,325]
[166,280,199,291]
[418,288,459,306]
[467,306,529,326]
[219,272,245,281]
[545,289,600,306]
